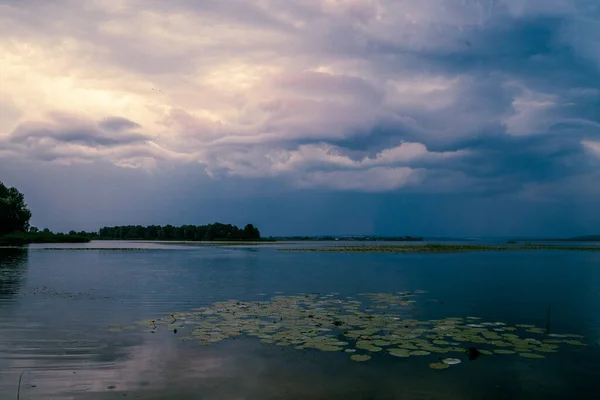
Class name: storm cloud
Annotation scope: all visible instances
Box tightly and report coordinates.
[0,0,599,234]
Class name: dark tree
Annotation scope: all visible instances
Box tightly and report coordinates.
[243,224,260,240]
[87,222,261,241]
[0,182,32,236]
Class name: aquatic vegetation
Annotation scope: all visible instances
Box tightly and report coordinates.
[519,353,545,359]
[493,349,516,355]
[429,362,449,370]
[108,291,587,371]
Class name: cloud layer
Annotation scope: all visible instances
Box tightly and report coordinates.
[1,0,599,193]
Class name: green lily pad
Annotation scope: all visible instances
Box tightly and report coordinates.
[564,340,587,346]
[429,362,450,370]
[519,353,545,359]
[389,349,411,358]
[533,347,557,353]
[493,349,516,354]
[410,350,431,356]
[525,328,546,334]
[350,354,371,362]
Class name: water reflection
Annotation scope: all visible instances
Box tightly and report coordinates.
[9,333,596,400]
[0,247,28,298]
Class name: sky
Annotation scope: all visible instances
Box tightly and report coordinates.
[1,0,599,237]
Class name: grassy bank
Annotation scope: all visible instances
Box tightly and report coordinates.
[280,244,600,253]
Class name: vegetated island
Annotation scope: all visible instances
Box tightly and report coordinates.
[1,181,263,245]
[281,244,600,254]
[85,223,263,242]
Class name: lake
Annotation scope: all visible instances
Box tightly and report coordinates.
[1,241,599,399]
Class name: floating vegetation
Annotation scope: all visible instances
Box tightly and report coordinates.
[108,291,587,371]
[519,353,545,359]
[280,244,600,254]
[493,349,516,355]
[23,286,112,300]
[429,362,450,370]
[389,348,411,357]
[410,350,431,356]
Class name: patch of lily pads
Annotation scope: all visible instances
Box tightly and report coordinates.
[107,291,587,370]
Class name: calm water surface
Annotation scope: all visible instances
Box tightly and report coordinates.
[1,241,599,399]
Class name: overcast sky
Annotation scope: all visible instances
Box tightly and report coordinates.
[1,0,599,237]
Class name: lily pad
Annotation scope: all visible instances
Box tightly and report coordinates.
[564,340,587,346]
[410,350,431,356]
[389,349,411,358]
[429,362,450,370]
[519,353,545,359]
[534,347,557,353]
[350,354,371,362]
[493,349,516,354]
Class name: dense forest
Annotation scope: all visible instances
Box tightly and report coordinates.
[1,181,261,244]
[82,223,261,241]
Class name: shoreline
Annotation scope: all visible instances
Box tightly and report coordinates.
[280,244,600,253]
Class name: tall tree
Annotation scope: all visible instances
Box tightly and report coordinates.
[0,182,32,236]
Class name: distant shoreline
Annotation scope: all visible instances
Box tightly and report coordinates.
[280,244,600,254]
[8,242,599,253]
[2,235,599,248]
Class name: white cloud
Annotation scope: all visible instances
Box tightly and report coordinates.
[202,141,467,180]
[582,140,600,158]
[502,83,559,136]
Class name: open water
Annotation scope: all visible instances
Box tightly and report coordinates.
[1,241,599,399]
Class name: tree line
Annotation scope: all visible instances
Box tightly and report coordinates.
[82,223,261,241]
[1,181,261,244]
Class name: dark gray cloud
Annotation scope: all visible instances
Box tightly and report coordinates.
[7,113,148,146]
[98,116,142,132]
[1,0,599,234]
